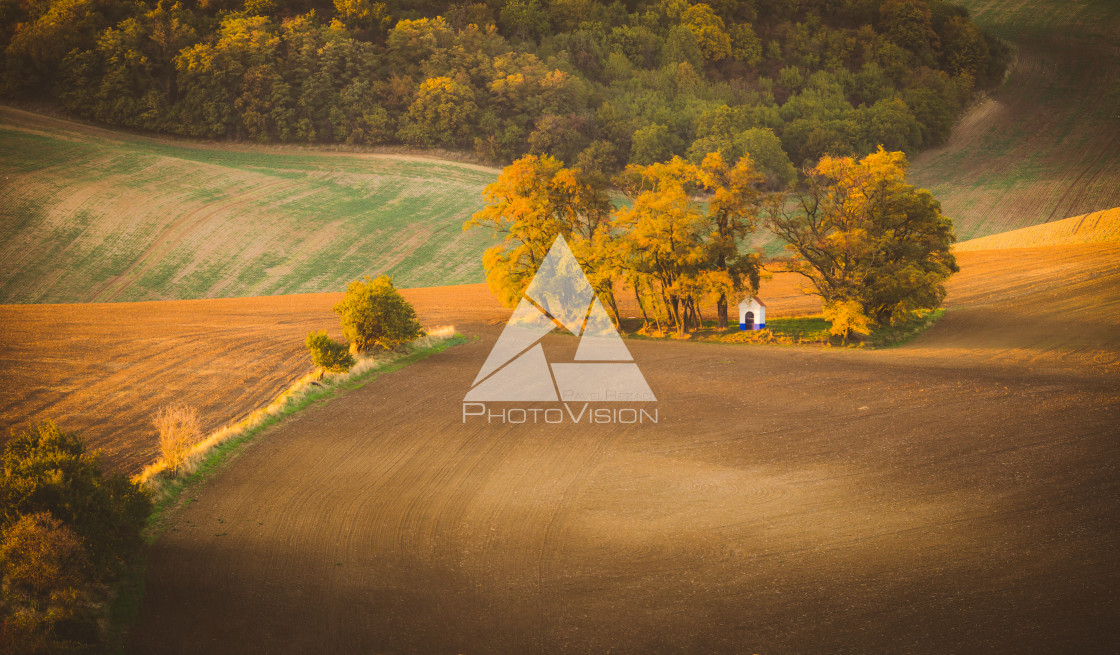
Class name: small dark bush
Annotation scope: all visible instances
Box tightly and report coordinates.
[0,421,151,652]
[0,421,151,580]
[306,331,356,373]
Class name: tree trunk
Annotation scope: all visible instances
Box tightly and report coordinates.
[717,293,728,329]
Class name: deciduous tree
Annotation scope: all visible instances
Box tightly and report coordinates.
[769,147,957,335]
[334,275,424,352]
[464,154,613,310]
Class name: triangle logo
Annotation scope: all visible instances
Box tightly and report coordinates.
[465,235,656,403]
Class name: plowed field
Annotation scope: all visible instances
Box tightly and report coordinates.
[3,240,1119,651]
[123,243,1120,654]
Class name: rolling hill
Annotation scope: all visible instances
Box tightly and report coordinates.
[0,107,498,303]
[909,0,1120,239]
[3,233,1118,475]
[954,205,1120,251]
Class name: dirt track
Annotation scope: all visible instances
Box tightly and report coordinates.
[121,244,1120,653]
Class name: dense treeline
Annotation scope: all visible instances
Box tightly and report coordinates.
[466,147,957,340]
[0,0,1007,173]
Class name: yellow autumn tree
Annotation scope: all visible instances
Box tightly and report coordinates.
[769,147,958,336]
[680,3,732,62]
[463,154,616,316]
[697,151,768,328]
[613,157,709,337]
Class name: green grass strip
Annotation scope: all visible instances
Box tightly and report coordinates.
[105,335,466,652]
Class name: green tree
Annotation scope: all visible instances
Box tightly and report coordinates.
[306,330,355,372]
[500,0,548,41]
[0,420,150,580]
[333,275,424,352]
[400,75,478,148]
[630,123,681,165]
[333,0,389,34]
[728,22,761,65]
[768,147,958,332]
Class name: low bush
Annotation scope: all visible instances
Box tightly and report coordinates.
[0,420,150,652]
[153,404,202,475]
[0,512,99,652]
[306,331,355,373]
[334,275,424,353]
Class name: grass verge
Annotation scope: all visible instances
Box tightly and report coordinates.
[619,309,945,348]
[138,327,465,530]
[104,328,466,651]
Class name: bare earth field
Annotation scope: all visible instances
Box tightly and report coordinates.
[120,243,1120,654]
[0,286,497,473]
[3,241,1114,652]
[2,242,1118,476]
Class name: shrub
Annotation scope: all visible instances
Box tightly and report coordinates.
[0,422,150,652]
[153,404,202,475]
[305,331,356,373]
[333,275,424,353]
[0,512,100,652]
[0,421,151,580]
[823,300,873,342]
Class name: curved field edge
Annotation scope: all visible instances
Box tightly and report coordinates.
[99,331,466,650]
[908,0,1120,239]
[141,330,466,518]
[0,106,499,304]
[954,206,1120,251]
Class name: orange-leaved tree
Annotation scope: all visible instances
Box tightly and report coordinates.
[464,154,617,319]
[613,157,709,337]
[697,151,769,328]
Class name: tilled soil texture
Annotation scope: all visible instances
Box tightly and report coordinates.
[124,244,1120,654]
[0,285,499,473]
[3,245,1119,475]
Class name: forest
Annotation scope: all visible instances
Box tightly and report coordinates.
[0,0,1007,175]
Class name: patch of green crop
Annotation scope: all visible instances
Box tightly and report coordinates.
[0,121,498,303]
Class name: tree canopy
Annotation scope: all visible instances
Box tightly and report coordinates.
[1,0,1008,172]
[334,275,424,352]
[469,145,955,339]
[769,147,958,335]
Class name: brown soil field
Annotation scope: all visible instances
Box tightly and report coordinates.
[122,244,1120,654]
[955,205,1120,251]
[0,286,497,473]
[3,241,1116,651]
[3,244,1118,476]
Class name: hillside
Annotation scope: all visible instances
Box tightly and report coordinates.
[0,107,497,303]
[955,206,1120,251]
[125,244,1120,654]
[909,0,1120,239]
[3,236,1118,474]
